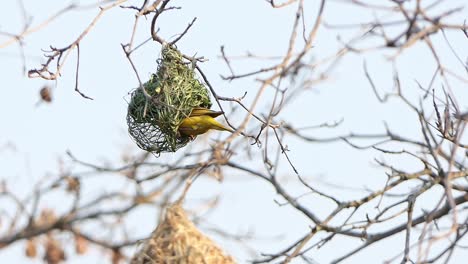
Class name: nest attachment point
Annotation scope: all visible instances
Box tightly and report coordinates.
[131,203,236,264]
[127,46,212,154]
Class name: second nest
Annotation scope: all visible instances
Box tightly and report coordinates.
[131,203,236,264]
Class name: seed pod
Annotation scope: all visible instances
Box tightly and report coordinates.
[40,86,52,103]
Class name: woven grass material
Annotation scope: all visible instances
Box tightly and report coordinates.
[127,45,212,153]
[131,203,236,264]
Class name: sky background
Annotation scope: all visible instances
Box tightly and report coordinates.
[1,0,468,263]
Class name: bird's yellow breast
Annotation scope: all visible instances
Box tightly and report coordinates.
[178,116,213,136]
[177,108,234,138]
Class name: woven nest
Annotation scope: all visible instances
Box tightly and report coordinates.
[127,46,212,154]
[131,203,236,264]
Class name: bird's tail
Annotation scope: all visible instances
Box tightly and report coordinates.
[212,120,235,133]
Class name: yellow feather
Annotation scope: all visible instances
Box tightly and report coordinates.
[189,107,224,118]
[178,109,234,138]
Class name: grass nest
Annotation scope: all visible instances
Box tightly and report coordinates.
[127,45,212,154]
[131,203,236,264]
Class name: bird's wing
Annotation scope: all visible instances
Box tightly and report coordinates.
[190,107,224,118]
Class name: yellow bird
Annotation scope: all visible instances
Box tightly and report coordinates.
[178,107,234,138]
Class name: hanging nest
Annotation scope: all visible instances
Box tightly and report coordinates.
[127,45,212,154]
[131,203,236,264]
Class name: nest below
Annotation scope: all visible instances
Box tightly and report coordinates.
[131,203,236,264]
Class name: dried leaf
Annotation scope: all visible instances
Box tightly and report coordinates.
[25,239,37,258]
[40,86,52,103]
[44,236,66,264]
[74,234,88,255]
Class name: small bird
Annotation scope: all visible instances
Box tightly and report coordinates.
[178,107,234,139]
